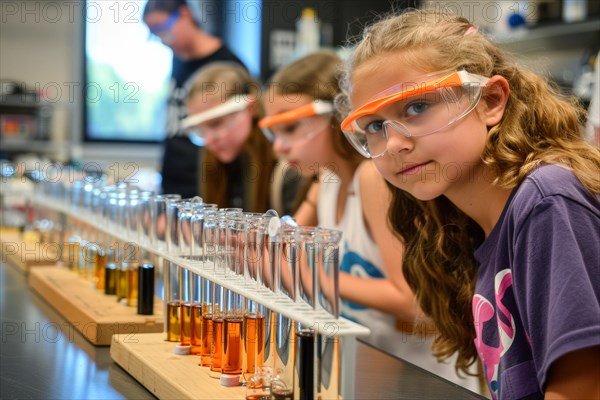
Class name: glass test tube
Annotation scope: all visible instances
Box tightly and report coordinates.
[200,211,219,367]
[221,211,245,379]
[138,264,155,315]
[315,228,342,400]
[190,272,202,355]
[242,213,267,381]
[210,282,225,377]
[179,203,194,347]
[295,226,318,400]
[165,199,186,342]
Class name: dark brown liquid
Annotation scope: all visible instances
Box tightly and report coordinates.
[166,301,181,342]
[210,317,223,372]
[222,317,242,375]
[297,329,315,400]
[201,314,213,366]
[190,303,202,355]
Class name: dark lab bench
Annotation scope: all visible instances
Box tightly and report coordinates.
[0,262,484,399]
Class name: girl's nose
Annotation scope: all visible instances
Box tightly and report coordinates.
[272,136,290,154]
[384,123,414,156]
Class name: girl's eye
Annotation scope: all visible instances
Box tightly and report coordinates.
[206,118,225,129]
[406,101,430,117]
[282,122,299,135]
[364,120,385,135]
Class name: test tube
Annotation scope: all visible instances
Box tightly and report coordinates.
[105,263,118,295]
[95,247,106,290]
[200,275,214,367]
[295,226,318,400]
[151,194,181,250]
[274,224,298,398]
[315,228,342,400]
[242,213,267,381]
[137,191,154,246]
[222,289,243,378]
[190,272,202,355]
[210,282,225,378]
[200,211,219,366]
[138,264,155,315]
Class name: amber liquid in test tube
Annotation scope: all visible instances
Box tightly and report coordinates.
[223,311,243,375]
[166,261,182,342]
[181,301,192,346]
[167,300,182,342]
[201,306,214,366]
[243,310,265,381]
[180,267,192,347]
[221,214,245,378]
[126,265,139,307]
[95,249,106,290]
[191,302,202,355]
[189,268,204,355]
[209,280,225,376]
[210,314,224,376]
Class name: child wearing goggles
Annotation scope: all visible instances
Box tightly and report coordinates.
[338,9,600,399]
[261,51,477,389]
[183,62,276,212]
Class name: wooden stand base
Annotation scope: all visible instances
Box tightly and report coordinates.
[1,231,60,272]
[28,266,163,346]
[111,333,246,400]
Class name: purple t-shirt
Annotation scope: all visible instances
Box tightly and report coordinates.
[473,164,600,399]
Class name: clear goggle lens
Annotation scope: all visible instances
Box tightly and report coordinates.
[186,110,244,144]
[261,114,331,146]
[341,71,489,158]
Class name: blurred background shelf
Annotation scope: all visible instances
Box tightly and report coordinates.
[497,18,600,50]
[1,138,66,153]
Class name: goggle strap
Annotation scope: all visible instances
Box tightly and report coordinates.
[259,101,333,128]
[181,95,248,130]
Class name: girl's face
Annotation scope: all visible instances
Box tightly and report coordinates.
[350,52,490,201]
[187,94,253,163]
[263,94,333,177]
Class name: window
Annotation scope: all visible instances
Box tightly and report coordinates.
[84,0,172,142]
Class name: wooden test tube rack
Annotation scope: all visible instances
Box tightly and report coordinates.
[1,230,60,273]
[28,265,164,345]
[33,194,370,399]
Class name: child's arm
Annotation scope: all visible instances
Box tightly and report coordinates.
[293,181,319,227]
[339,161,421,321]
[544,346,600,398]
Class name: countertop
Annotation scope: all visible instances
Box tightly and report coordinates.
[0,261,484,399]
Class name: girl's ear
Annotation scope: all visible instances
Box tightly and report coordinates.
[482,75,509,127]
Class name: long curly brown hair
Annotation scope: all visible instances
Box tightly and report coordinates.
[338,9,600,374]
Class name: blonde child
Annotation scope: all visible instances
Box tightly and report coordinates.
[260,51,479,390]
[183,62,275,212]
[338,9,600,399]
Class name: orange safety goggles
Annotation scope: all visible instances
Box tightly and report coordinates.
[340,70,490,158]
[259,101,334,145]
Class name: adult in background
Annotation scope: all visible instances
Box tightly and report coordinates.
[143,0,244,197]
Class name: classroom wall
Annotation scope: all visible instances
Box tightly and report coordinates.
[2,1,597,172]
